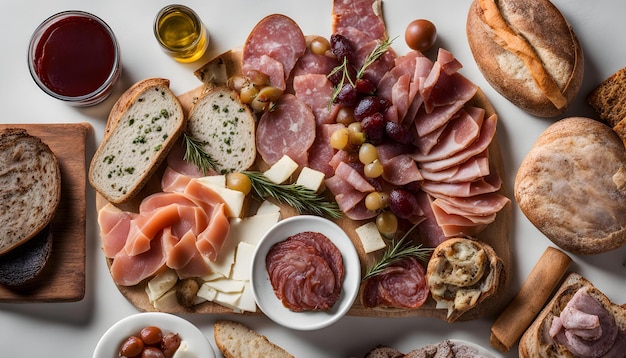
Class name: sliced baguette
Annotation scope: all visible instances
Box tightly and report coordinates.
[519,273,626,357]
[214,320,294,358]
[0,128,60,255]
[89,78,185,204]
[187,86,256,174]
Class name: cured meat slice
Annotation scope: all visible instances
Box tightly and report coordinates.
[335,161,375,192]
[361,257,429,309]
[332,0,386,44]
[416,191,447,248]
[293,74,339,125]
[99,203,135,258]
[381,154,422,186]
[419,150,490,184]
[430,192,510,217]
[243,55,286,90]
[110,233,167,287]
[325,175,367,213]
[242,14,306,88]
[308,123,345,178]
[266,232,343,311]
[421,171,502,198]
[256,93,316,166]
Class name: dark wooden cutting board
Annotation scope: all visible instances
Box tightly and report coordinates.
[0,123,91,302]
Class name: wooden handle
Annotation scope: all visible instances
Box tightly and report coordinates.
[489,246,571,352]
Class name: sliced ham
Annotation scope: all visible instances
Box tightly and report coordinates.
[256,93,316,166]
[382,154,422,186]
[430,192,510,217]
[325,175,366,213]
[415,191,447,248]
[421,171,502,198]
[335,161,375,192]
[419,150,490,184]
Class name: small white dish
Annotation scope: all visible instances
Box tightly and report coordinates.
[449,339,497,357]
[93,312,215,358]
[250,215,361,331]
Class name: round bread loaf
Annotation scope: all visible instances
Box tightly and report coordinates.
[0,225,53,287]
[515,117,626,255]
[0,128,61,255]
[466,0,583,117]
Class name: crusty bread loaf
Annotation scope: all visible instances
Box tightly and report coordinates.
[89,78,185,203]
[0,128,60,255]
[214,320,294,358]
[0,225,52,287]
[186,86,256,174]
[426,238,504,322]
[515,117,626,255]
[519,273,626,357]
[466,0,583,117]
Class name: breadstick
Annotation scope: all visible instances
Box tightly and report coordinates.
[489,246,571,352]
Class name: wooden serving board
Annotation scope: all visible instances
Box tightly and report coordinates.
[0,123,91,302]
[97,87,511,321]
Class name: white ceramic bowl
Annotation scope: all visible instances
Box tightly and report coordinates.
[250,215,361,331]
[93,312,215,358]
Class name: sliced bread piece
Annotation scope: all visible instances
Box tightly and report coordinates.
[0,225,53,286]
[89,78,185,203]
[0,128,60,255]
[587,67,626,128]
[214,320,293,358]
[187,86,256,174]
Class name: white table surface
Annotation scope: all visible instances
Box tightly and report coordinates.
[1,1,625,357]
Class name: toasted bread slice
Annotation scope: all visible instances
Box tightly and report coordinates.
[214,320,293,358]
[0,128,60,255]
[89,78,185,204]
[186,86,256,174]
[519,273,626,357]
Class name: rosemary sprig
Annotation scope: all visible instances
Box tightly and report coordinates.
[356,36,396,79]
[362,225,433,282]
[183,133,220,175]
[242,171,342,219]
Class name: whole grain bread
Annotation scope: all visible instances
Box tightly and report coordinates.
[466,0,583,117]
[214,320,293,358]
[0,128,60,255]
[186,86,256,174]
[89,78,185,204]
[587,66,626,143]
[519,273,626,357]
[515,117,626,255]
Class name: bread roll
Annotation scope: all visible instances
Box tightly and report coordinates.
[466,0,583,117]
[0,128,60,255]
[515,117,626,255]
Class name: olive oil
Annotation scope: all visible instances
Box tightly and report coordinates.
[154,5,208,63]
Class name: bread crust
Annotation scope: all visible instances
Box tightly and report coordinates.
[0,128,60,255]
[519,273,626,357]
[515,117,626,255]
[214,320,293,358]
[89,78,185,204]
[466,0,583,117]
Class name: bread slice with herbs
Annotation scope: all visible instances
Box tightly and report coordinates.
[0,128,60,255]
[214,320,294,358]
[89,78,185,204]
[186,86,256,174]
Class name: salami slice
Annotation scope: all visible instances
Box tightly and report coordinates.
[361,257,429,309]
[256,93,316,166]
[242,14,306,89]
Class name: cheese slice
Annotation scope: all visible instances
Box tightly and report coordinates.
[203,278,245,293]
[146,268,178,303]
[232,242,255,281]
[198,174,226,188]
[263,155,298,184]
[229,212,280,246]
[197,283,218,302]
[355,221,387,253]
[153,289,180,311]
[237,282,258,313]
[256,200,280,215]
[296,166,325,192]
[197,177,245,218]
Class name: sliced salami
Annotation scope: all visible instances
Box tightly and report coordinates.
[256,93,316,165]
[242,14,306,89]
[361,257,429,309]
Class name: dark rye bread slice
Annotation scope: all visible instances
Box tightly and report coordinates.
[0,225,53,287]
[0,128,61,255]
[587,67,626,128]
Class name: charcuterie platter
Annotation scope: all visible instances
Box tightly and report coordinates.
[94,0,511,322]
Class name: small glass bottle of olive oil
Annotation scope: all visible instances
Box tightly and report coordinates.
[154,5,208,63]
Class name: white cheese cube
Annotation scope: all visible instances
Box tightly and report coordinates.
[232,242,256,281]
[255,200,280,215]
[197,283,218,302]
[197,174,226,188]
[230,212,280,246]
[197,178,245,218]
[153,289,180,311]
[263,155,298,184]
[355,222,387,253]
[212,290,243,311]
[172,341,194,358]
[146,268,178,303]
[296,167,325,192]
[200,272,224,282]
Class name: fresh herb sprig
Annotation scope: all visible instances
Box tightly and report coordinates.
[183,133,220,175]
[362,225,433,282]
[242,171,342,219]
[328,36,396,107]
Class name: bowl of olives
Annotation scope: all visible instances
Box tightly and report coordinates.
[93,312,215,358]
